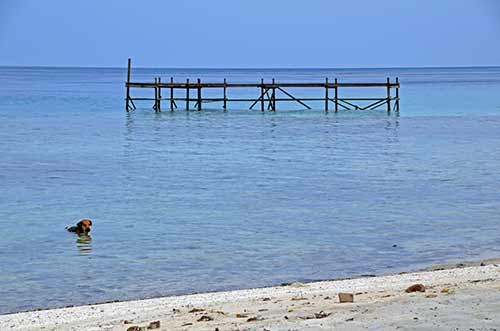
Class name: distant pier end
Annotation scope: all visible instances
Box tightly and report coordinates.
[125,59,400,113]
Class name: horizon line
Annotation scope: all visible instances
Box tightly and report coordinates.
[1,64,500,70]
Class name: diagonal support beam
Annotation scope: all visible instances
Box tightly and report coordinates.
[249,87,271,109]
[361,98,388,110]
[333,99,350,110]
[276,87,312,110]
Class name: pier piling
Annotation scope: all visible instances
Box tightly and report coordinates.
[157,77,162,112]
[186,78,190,111]
[387,77,391,113]
[223,78,227,111]
[260,78,265,112]
[197,78,202,111]
[125,58,132,111]
[271,78,276,111]
[325,77,329,112]
[153,77,158,111]
[334,78,338,112]
[395,77,400,111]
[170,77,174,111]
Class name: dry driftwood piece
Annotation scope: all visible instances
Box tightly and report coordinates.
[188,308,205,313]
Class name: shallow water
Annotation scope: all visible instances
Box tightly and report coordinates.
[1,66,500,314]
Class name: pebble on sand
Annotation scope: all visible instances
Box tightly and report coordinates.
[197,315,214,322]
[147,321,160,329]
[405,284,426,293]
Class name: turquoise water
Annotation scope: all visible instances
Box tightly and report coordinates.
[1,67,500,314]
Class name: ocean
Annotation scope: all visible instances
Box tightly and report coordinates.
[0,66,500,314]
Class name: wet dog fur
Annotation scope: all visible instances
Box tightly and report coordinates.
[66,219,93,235]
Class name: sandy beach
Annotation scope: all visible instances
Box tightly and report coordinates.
[1,260,499,331]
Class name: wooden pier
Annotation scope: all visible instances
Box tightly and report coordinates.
[125,59,400,113]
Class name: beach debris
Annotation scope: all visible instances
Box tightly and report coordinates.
[297,313,314,320]
[189,308,205,313]
[212,310,227,315]
[324,296,332,300]
[346,317,354,322]
[123,320,133,324]
[291,297,308,301]
[247,316,264,322]
[297,311,331,320]
[258,309,269,312]
[236,313,249,318]
[172,308,181,313]
[181,323,193,327]
[314,311,332,319]
[147,321,160,329]
[338,292,354,303]
[289,282,307,288]
[126,327,144,331]
[262,297,271,301]
[441,287,455,295]
[392,244,398,247]
[471,278,495,283]
[197,315,214,322]
[425,294,438,298]
[405,284,426,293]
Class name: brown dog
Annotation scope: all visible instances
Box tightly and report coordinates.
[67,219,93,235]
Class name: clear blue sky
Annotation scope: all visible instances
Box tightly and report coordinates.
[1,0,499,68]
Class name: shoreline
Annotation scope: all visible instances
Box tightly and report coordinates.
[1,259,499,330]
[4,257,499,316]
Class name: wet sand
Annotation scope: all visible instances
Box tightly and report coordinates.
[1,260,499,331]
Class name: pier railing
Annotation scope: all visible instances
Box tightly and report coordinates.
[125,59,400,113]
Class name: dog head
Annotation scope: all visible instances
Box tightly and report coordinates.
[76,219,93,235]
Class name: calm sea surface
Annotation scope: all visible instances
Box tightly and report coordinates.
[1,67,500,314]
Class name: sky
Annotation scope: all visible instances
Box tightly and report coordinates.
[1,0,499,68]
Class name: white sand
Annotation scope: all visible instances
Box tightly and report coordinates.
[1,263,499,331]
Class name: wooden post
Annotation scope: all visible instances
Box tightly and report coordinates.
[395,77,399,111]
[271,78,276,111]
[126,58,131,111]
[154,77,158,111]
[186,78,190,111]
[325,77,329,112]
[223,78,227,111]
[197,78,202,111]
[260,78,264,112]
[157,77,162,112]
[386,77,391,112]
[334,78,338,112]
[170,77,174,111]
